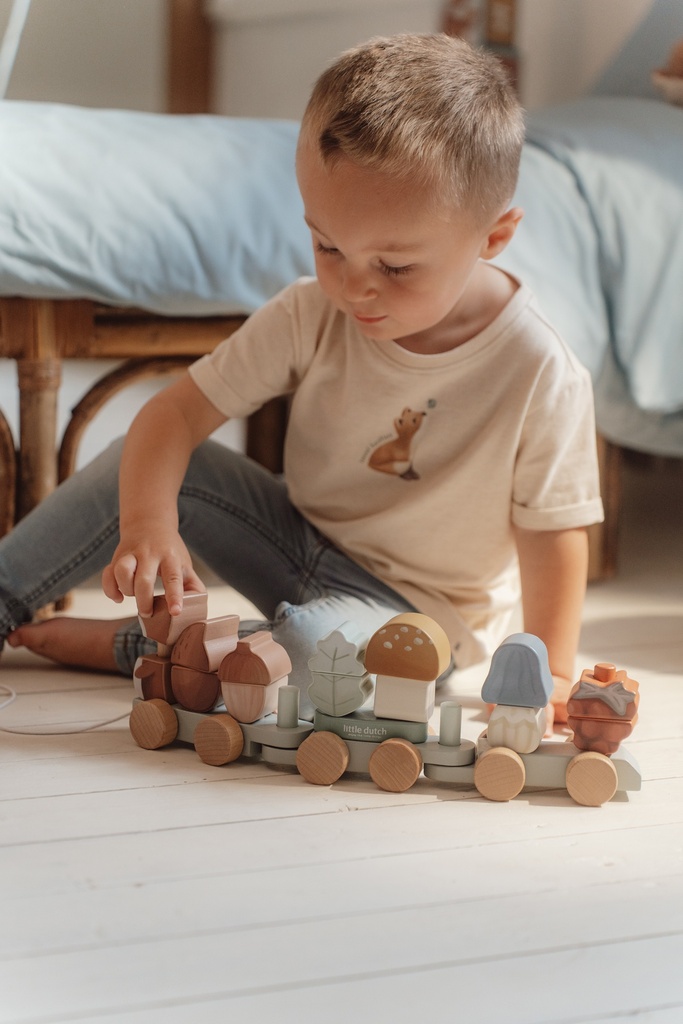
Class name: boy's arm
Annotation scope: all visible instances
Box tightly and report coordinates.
[513,525,589,725]
[102,373,227,619]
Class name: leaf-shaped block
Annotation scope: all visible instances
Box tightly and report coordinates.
[307,623,373,717]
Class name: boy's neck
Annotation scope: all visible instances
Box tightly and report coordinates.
[395,264,518,355]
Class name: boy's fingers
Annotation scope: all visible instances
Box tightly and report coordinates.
[159,563,186,617]
[103,554,139,603]
[101,564,123,604]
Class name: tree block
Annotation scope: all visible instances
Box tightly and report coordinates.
[368,737,423,792]
[474,745,526,801]
[296,731,350,785]
[566,751,619,806]
[129,699,178,750]
[193,714,244,766]
[307,623,372,716]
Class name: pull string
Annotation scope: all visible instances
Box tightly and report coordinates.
[0,682,130,735]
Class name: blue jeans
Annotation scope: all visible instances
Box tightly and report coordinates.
[0,439,417,716]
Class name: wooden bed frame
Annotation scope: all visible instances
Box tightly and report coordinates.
[0,0,619,582]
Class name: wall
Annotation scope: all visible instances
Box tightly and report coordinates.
[0,0,165,110]
[517,0,654,109]
[208,0,656,116]
[208,0,445,120]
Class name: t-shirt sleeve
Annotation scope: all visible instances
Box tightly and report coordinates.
[188,279,318,419]
[511,354,604,531]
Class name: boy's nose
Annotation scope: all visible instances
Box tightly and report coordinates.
[341,266,378,303]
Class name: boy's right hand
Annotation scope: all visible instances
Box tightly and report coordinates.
[102,522,205,620]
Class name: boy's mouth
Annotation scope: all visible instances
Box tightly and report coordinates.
[353,313,387,325]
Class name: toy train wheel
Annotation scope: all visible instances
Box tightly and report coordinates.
[566,751,618,806]
[474,746,525,801]
[296,731,349,785]
[129,699,178,750]
[369,737,423,793]
[193,714,244,766]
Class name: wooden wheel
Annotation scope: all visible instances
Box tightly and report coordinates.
[129,699,178,750]
[369,738,422,793]
[566,751,618,806]
[193,714,244,766]
[474,746,525,801]
[296,731,349,785]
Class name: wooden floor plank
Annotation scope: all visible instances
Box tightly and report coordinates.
[2,824,682,959]
[3,927,682,1023]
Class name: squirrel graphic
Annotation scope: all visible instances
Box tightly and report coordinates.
[367,407,426,480]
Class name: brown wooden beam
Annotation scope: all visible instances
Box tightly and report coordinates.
[166,0,214,113]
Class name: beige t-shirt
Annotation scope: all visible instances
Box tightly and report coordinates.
[189,277,604,667]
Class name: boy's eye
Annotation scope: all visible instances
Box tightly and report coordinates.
[380,261,413,277]
[315,241,339,256]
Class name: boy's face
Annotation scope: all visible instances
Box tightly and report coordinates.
[296,142,510,351]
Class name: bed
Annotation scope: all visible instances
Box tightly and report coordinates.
[0,0,681,582]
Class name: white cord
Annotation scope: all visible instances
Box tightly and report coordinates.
[0,0,33,98]
[0,682,130,735]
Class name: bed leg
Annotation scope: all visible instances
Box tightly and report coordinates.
[587,435,622,582]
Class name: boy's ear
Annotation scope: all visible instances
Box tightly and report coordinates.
[480,206,524,260]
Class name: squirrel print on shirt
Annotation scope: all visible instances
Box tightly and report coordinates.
[367,407,426,480]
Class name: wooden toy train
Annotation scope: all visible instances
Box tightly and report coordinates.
[128,594,642,807]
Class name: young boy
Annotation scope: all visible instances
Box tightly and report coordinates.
[2,34,603,723]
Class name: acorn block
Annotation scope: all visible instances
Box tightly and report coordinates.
[219,631,292,724]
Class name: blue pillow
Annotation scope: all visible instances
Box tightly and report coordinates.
[0,101,313,315]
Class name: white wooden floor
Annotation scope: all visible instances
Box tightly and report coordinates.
[1,455,682,1024]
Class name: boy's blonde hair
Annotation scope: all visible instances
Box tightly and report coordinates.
[300,33,525,223]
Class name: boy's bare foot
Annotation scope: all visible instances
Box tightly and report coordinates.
[6,617,137,673]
